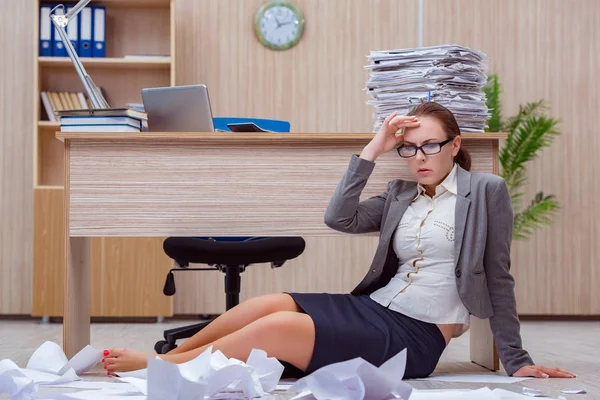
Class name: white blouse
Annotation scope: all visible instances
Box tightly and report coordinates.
[369,163,470,338]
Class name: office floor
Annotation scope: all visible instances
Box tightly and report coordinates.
[0,319,598,399]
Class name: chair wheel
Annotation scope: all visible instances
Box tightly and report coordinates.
[154,340,177,354]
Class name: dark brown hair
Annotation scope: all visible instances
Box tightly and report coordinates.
[407,102,471,171]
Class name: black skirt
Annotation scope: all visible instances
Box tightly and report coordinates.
[282,292,447,380]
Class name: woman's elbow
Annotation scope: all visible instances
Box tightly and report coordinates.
[323,212,341,230]
[324,212,353,233]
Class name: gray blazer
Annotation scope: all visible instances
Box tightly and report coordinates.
[324,154,534,376]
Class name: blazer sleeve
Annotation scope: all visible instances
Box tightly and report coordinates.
[323,154,390,234]
[484,178,535,376]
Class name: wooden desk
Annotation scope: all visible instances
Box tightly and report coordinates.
[58,132,505,371]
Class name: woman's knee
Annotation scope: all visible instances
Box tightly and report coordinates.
[246,311,315,370]
[240,293,300,315]
[259,311,310,331]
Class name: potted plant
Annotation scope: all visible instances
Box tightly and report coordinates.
[484,74,561,240]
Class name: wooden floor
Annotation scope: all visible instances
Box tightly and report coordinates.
[0,319,598,399]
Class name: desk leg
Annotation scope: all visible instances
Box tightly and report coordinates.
[470,316,499,371]
[63,236,91,358]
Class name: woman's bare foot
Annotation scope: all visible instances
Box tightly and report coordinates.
[102,348,153,373]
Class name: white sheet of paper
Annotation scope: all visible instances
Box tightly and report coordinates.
[522,387,546,397]
[275,382,295,391]
[115,368,147,379]
[412,387,555,400]
[26,341,70,375]
[560,388,586,394]
[289,349,412,400]
[68,345,103,375]
[176,346,212,382]
[140,347,286,399]
[20,367,79,386]
[117,377,148,395]
[37,390,147,400]
[45,380,141,393]
[0,359,37,400]
[416,373,533,384]
[207,363,261,398]
[246,348,285,393]
[495,388,564,399]
[147,356,206,400]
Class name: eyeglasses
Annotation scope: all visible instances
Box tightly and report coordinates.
[396,138,453,158]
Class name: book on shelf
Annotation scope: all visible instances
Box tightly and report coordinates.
[40,91,90,122]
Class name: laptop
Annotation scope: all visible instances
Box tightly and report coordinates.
[141,84,215,132]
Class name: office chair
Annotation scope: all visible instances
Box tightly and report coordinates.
[154,117,304,355]
[155,236,306,354]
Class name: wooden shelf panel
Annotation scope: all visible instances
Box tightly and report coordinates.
[38,121,59,128]
[37,128,64,187]
[39,57,172,69]
[33,187,65,317]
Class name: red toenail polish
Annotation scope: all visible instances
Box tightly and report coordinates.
[103,350,109,356]
[107,372,110,376]
[101,358,105,363]
[104,365,107,369]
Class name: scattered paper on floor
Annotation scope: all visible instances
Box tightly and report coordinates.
[415,373,532,384]
[288,348,413,400]
[0,341,573,400]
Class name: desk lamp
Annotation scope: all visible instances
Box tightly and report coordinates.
[49,0,109,109]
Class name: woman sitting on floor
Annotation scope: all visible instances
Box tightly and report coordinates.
[102,102,574,380]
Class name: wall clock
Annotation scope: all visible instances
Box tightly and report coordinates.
[254,1,305,50]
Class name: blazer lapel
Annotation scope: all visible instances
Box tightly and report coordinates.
[383,186,419,240]
[454,166,472,269]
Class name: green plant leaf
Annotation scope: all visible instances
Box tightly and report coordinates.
[513,193,560,241]
[483,74,561,241]
[500,113,560,200]
[502,100,546,133]
[484,74,502,132]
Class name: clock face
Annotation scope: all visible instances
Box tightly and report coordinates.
[254,2,304,50]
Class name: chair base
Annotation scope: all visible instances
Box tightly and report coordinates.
[155,319,214,354]
[155,264,243,354]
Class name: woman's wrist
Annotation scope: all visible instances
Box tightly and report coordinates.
[359,145,380,162]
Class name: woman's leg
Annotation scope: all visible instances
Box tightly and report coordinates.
[167,293,301,355]
[104,310,315,373]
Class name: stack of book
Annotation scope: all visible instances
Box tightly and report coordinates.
[364,44,491,133]
[40,91,89,122]
[57,108,147,133]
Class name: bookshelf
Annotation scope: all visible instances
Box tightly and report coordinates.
[33,0,176,318]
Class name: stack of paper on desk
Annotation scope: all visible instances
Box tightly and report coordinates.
[364,44,491,133]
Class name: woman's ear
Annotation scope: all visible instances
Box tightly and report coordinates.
[452,136,462,157]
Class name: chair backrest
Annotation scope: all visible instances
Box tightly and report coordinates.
[213,117,291,132]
